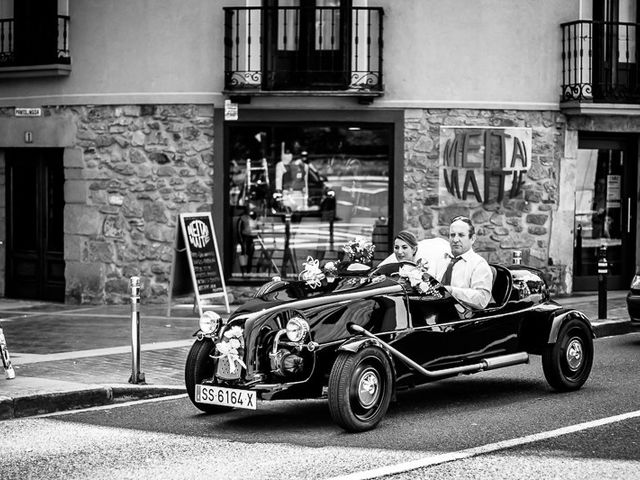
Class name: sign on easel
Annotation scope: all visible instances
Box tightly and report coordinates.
[168,212,230,316]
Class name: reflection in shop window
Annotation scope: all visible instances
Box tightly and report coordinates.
[228,125,391,281]
[574,148,623,277]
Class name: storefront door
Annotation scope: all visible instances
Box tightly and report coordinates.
[5,148,65,301]
[573,136,637,291]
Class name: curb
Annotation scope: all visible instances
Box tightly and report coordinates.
[593,320,638,338]
[0,384,186,421]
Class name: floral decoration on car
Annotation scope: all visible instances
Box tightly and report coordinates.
[398,261,442,297]
[342,237,375,264]
[298,237,376,289]
[215,325,246,373]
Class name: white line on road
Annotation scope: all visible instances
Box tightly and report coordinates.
[328,409,640,480]
[11,339,194,364]
[32,393,189,418]
[0,310,200,321]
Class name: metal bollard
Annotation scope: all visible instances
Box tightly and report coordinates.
[597,245,608,320]
[0,326,16,380]
[128,276,146,384]
[512,250,522,265]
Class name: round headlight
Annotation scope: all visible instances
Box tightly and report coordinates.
[199,311,221,335]
[286,316,309,342]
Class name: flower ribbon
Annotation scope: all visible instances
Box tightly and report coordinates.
[300,256,325,289]
[214,326,247,373]
[215,340,247,373]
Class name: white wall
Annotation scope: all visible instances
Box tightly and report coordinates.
[0,0,581,110]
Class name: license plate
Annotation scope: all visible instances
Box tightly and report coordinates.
[195,384,257,410]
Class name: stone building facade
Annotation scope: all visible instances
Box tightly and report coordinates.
[4,2,633,305]
[1,104,579,304]
[0,104,214,304]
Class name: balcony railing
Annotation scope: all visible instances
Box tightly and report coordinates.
[562,20,640,102]
[0,15,70,67]
[224,6,383,94]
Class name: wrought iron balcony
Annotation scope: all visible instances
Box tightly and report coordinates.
[0,15,70,68]
[562,20,640,103]
[224,6,383,98]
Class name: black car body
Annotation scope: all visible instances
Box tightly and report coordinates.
[185,261,595,432]
[626,272,640,329]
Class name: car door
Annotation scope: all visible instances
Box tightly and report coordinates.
[391,294,520,373]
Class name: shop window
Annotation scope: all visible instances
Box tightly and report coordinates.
[227,124,391,281]
[573,138,636,291]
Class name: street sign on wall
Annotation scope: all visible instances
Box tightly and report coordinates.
[15,108,42,117]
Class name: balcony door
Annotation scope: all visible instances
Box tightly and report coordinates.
[12,0,60,66]
[592,0,639,99]
[573,135,637,291]
[5,149,65,301]
[264,0,351,90]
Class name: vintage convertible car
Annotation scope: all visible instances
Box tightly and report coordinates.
[185,258,594,432]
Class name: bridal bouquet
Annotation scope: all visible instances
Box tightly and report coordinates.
[397,261,440,296]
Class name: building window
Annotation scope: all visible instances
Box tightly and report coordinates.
[0,0,70,68]
[227,123,392,281]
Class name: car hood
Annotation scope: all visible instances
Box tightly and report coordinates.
[230,274,405,322]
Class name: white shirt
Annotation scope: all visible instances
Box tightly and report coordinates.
[432,249,492,310]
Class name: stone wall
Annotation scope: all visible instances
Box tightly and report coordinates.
[65,105,214,304]
[404,109,568,293]
[0,104,576,302]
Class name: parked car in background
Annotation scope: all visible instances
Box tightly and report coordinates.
[185,256,595,432]
[626,270,640,329]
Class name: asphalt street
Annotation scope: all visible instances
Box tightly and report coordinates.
[0,290,635,420]
[0,333,638,480]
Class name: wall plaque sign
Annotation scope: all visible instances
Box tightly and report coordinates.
[15,108,42,117]
[439,126,532,204]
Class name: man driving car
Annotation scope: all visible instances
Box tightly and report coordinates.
[432,216,492,310]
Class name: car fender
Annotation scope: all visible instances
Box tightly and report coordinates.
[519,306,594,354]
[547,309,595,343]
[338,337,385,353]
[337,336,398,396]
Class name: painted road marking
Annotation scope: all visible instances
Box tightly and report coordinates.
[0,310,201,321]
[328,409,640,480]
[32,393,189,418]
[11,340,194,365]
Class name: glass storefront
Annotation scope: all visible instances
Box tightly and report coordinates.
[227,124,392,281]
[574,149,623,274]
[573,136,636,291]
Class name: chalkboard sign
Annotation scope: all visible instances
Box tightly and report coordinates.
[168,212,230,315]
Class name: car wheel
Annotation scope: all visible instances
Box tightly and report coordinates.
[184,339,233,413]
[542,318,594,392]
[328,347,393,432]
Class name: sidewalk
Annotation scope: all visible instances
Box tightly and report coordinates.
[0,300,225,420]
[0,291,636,420]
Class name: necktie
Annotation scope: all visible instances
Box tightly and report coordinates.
[441,256,461,285]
